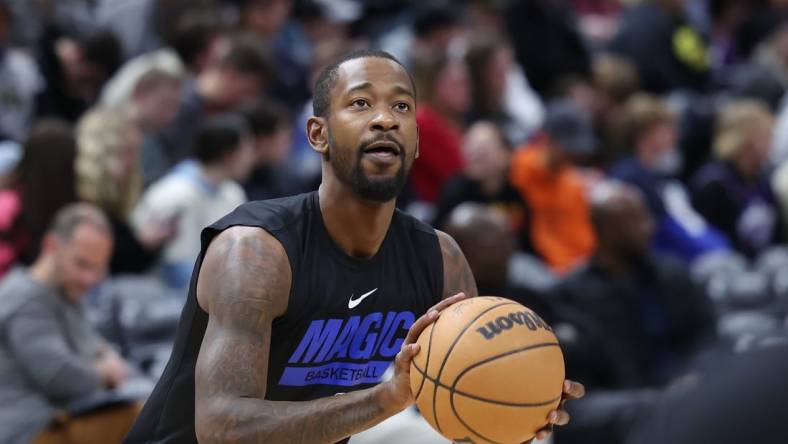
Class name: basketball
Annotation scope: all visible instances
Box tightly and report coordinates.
[409,296,565,444]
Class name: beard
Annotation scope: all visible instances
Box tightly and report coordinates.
[327,130,409,202]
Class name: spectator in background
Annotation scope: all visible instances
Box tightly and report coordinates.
[766,24,788,164]
[691,99,780,256]
[125,68,184,185]
[510,99,597,273]
[241,98,307,201]
[99,9,224,109]
[409,51,467,203]
[610,94,729,261]
[289,39,365,184]
[0,203,134,444]
[133,114,253,290]
[0,120,77,275]
[571,0,623,47]
[725,12,788,110]
[553,181,713,390]
[166,8,226,76]
[238,0,293,44]
[706,0,750,73]
[2,0,101,49]
[434,121,531,252]
[610,0,709,94]
[465,35,542,144]
[76,108,173,274]
[406,5,463,69]
[551,74,598,120]
[591,54,641,163]
[94,0,163,59]
[238,0,305,110]
[443,202,552,316]
[262,0,357,111]
[160,34,272,162]
[503,0,592,97]
[36,28,123,122]
[734,0,788,60]
[0,4,44,141]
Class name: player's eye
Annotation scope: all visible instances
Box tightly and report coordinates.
[394,102,411,112]
[351,98,370,108]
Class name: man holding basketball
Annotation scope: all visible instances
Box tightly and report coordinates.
[126,50,584,444]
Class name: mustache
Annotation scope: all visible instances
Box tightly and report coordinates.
[357,134,404,153]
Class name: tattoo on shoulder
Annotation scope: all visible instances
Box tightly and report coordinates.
[199,226,291,323]
[436,230,478,299]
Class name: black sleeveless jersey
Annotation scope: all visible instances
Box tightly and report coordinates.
[125,191,444,443]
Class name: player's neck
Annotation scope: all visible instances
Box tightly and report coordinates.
[318,182,396,259]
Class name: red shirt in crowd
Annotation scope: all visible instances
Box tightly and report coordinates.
[410,104,465,203]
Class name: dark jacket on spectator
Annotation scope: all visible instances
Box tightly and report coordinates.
[611,157,729,261]
[35,26,91,122]
[504,0,591,95]
[108,214,160,275]
[551,253,714,389]
[610,2,709,93]
[690,160,781,256]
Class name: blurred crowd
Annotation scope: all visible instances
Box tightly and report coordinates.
[1,0,788,443]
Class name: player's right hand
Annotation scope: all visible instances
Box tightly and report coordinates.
[378,292,470,413]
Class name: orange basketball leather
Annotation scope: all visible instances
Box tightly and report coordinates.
[410,296,565,444]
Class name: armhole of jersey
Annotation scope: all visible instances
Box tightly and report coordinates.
[433,229,445,301]
[402,211,445,302]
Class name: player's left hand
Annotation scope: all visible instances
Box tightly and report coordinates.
[525,379,586,443]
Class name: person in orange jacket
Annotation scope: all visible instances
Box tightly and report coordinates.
[510,99,598,272]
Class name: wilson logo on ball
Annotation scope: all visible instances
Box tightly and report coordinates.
[475,310,552,340]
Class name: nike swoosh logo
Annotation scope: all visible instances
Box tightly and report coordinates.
[348,288,378,309]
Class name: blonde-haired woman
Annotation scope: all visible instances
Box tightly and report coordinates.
[76,107,174,273]
[690,99,780,256]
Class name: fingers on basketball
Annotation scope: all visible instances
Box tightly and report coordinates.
[410,296,565,444]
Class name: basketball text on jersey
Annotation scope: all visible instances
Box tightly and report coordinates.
[279,311,415,387]
[475,310,552,340]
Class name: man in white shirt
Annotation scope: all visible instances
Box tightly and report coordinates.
[133,114,254,289]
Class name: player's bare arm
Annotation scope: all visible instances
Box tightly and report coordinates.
[194,225,466,443]
[437,230,479,300]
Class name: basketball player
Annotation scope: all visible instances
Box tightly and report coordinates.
[125,50,584,444]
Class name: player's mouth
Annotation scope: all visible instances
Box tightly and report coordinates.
[362,141,401,163]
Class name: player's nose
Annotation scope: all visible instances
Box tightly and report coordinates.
[369,107,399,132]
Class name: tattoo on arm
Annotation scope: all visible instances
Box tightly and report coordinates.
[195,226,397,444]
[436,230,479,300]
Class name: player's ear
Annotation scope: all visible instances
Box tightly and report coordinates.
[307,116,328,155]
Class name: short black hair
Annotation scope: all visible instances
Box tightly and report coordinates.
[193,114,251,165]
[79,30,123,78]
[312,49,415,118]
[169,10,221,69]
[241,98,290,137]
[414,5,460,38]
